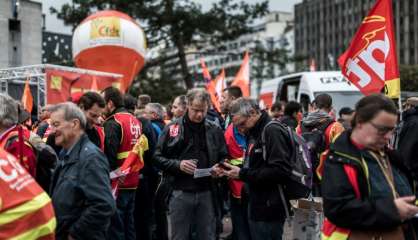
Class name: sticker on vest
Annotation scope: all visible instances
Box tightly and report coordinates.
[169,124,179,137]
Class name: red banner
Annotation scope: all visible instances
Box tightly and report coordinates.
[45,68,121,104]
[338,0,399,97]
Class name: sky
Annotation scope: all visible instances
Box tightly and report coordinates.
[41,0,302,34]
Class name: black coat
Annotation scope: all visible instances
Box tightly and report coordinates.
[50,134,115,240]
[239,111,293,222]
[398,106,418,179]
[322,131,414,231]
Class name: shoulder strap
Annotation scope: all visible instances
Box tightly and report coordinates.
[261,120,289,161]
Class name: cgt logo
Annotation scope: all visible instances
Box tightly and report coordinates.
[0,154,26,183]
[343,15,389,88]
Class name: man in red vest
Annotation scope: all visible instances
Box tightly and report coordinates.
[0,93,37,177]
[103,87,142,240]
[78,92,106,151]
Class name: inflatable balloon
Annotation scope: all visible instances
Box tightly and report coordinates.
[73,10,146,92]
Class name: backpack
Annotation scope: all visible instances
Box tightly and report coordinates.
[301,119,334,171]
[261,120,312,199]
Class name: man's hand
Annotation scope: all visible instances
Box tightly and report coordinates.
[394,196,418,221]
[211,163,225,178]
[180,160,197,175]
[222,162,241,179]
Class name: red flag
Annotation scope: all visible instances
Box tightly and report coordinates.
[232,52,250,97]
[21,78,33,113]
[200,59,221,112]
[338,0,400,97]
[214,68,226,102]
[200,58,212,86]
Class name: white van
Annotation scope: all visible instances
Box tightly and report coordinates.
[258,71,364,113]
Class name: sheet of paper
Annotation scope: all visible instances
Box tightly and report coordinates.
[193,168,212,178]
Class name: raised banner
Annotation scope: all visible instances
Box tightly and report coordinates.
[338,0,400,98]
[45,68,121,104]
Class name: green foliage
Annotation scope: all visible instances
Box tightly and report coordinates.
[51,0,269,91]
[399,65,418,91]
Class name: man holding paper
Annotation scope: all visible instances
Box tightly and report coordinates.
[154,88,228,240]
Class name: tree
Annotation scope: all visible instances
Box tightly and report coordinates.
[399,65,418,92]
[51,0,269,89]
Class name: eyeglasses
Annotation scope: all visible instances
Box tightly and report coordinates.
[369,122,396,135]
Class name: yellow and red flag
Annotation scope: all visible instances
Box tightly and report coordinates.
[338,0,400,98]
[232,51,250,97]
[21,78,33,113]
[110,134,148,199]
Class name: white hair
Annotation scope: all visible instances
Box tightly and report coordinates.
[50,102,87,130]
[0,93,18,128]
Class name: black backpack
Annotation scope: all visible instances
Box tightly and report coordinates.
[301,119,334,172]
[261,120,312,200]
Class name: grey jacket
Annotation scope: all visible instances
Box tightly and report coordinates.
[50,134,115,240]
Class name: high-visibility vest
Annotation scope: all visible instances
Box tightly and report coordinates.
[0,148,56,239]
[94,125,105,152]
[321,164,361,240]
[113,112,142,189]
[224,124,245,198]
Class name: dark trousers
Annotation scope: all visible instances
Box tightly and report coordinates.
[154,178,172,240]
[109,189,136,240]
[135,176,153,240]
[230,195,251,240]
[169,190,216,240]
[248,204,285,240]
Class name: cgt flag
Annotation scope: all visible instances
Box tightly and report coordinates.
[338,0,400,98]
[232,51,250,97]
[21,78,33,113]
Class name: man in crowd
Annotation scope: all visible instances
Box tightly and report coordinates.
[0,93,37,177]
[299,93,344,183]
[136,94,152,115]
[220,86,243,128]
[103,87,142,240]
[144,102,166,137]
[36,104,53,141]
[280,101,302,130]
[171,95,187,121]
[337,107,355,130]
[125,94,159,240]
[49,102,115,239]
[397,97,418,179]
[78,92,106,150]
[154,89,228,240]
[221,98,293,239]
[269,101,285,120]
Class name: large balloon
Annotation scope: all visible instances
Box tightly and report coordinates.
[73,10,146,92]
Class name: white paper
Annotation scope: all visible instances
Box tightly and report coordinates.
[193,168,212,178]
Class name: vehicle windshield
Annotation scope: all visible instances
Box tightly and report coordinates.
[314,91,364,113]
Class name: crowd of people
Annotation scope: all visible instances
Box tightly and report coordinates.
[1,86,418,240]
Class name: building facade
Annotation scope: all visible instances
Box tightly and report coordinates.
[0,0,42,68]
[294,0,418,71]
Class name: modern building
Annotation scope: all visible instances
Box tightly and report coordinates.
[187,11,295,96]
[0,0,43,68]
[294,0,418,71]
[147,11,294,95]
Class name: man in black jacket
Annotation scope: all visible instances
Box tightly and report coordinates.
[154,89,228,240]
[222,98,292,240]
[49,102,115,240]
[398,97,418,178]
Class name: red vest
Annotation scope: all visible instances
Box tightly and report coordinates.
[224,124,245,198]
[94,125,105,152]
[114,113,142,189]
[0,125,37,177]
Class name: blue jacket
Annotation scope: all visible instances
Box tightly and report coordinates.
[50,134,116,240]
